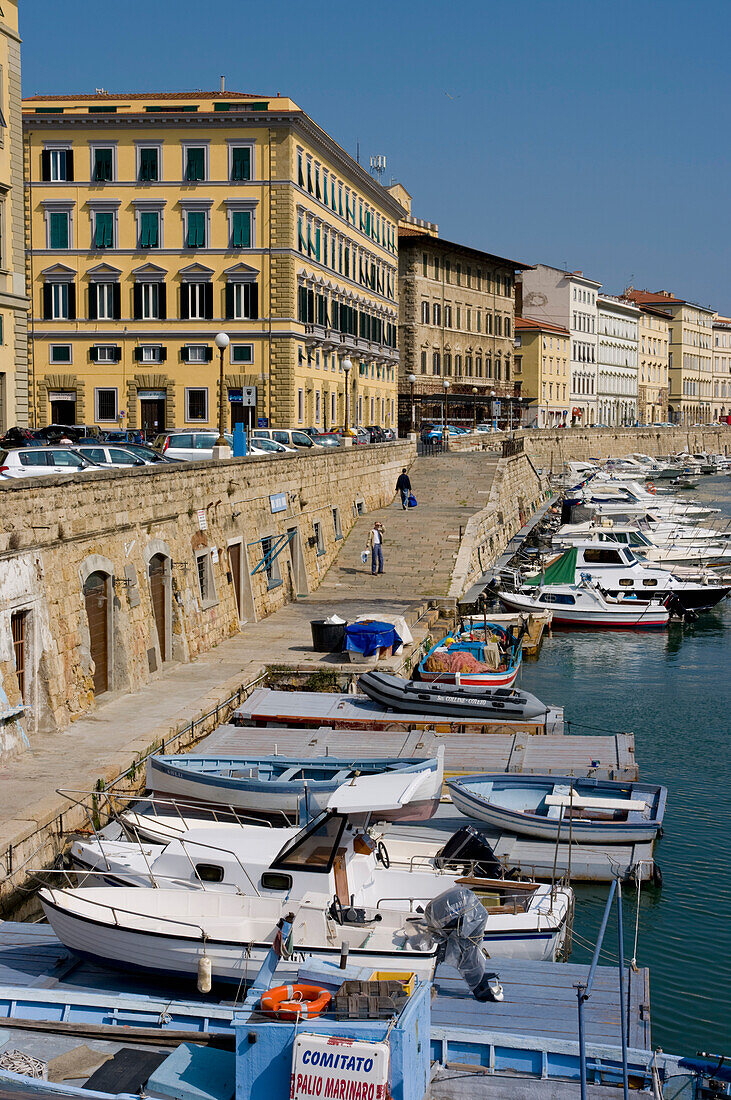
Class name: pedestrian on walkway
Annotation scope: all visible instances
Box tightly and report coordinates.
[396,467,412,509]
[366,521,384,575]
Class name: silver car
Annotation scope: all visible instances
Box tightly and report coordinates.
[73,444,151,468]
[0,446,100,479]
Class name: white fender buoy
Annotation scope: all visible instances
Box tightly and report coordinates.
[197,953,212,993]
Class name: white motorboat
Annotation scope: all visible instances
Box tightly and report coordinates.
[499,576,670,629]
[521,543,731,612]
[68,772,572,963]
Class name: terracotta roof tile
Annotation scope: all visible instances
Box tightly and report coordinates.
[23,90,269,102]
[515,316,570,335]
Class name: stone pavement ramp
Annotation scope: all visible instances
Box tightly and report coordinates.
[318,451,499,599]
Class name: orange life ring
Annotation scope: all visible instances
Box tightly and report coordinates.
[260,983,331,1021]
[647,483,656,494]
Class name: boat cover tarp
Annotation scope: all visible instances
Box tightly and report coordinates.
[344,621,403,656]
[524,546,577,586]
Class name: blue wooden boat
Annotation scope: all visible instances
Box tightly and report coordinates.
[447,774,667,843]
[146,753,439,817]
[417,622,522,688]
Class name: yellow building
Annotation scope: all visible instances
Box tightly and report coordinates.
[625,288,714,425]
[0,1,29,430]
[22,90,402,433]
[636,305,669,424]
[513,317,570,427]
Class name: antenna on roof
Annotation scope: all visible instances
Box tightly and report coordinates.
[370,154,386,182]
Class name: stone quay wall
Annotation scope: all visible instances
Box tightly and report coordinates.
[0,442,413,759]
[448,424,730,465]
[449,453,545,599]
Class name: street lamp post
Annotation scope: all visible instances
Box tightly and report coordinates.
[472,386,478,431]
[490,388,497,432]
[442,378,450,445]
[408,373,416,433]
[343,358,353,445]
[213,331,231,459]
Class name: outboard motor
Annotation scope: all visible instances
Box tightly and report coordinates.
[436,825,513,880]
[421,887,503,1002]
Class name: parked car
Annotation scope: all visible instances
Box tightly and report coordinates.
[103,429,145,445]
[364,425,386,443]
[115,443,180,464]
[0,426,42,448]
[35,424,104,443]
[72,444,151,468]
[0,446,101,479]
[251,428,322,450]
[246,436,297,455]
[382,427,397,441]
[152,431,234,461]
[314,433,342,448]
[332,427,367,445]
[301,427,321,440]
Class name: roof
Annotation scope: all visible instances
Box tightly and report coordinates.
[23,91,269,102]
[623,288,686,306]
[398,227,531,270]
[515,317,570,335]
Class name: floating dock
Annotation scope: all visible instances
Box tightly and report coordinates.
[200,722,638,782]
[234,687,566,735]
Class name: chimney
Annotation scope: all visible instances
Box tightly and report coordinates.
[220,75,225,93]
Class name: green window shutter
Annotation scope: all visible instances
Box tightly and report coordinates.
[186,211,205,247]
[231,146,251,181]
[93,149,113,182]
[94,212,113,248]
[49,212,68,249]
[185,147,205,181]
[140,148,158,181]
[140,211,158,248]
[232,210,251,248]
[298,153,304,188]
[314,226,321,262]
[298,216,305,252]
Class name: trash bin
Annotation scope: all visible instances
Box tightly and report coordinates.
[310,619,347,652]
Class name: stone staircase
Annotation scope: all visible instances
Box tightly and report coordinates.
[318,451,500,600]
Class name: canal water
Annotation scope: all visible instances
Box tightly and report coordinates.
[518,474,731,1057]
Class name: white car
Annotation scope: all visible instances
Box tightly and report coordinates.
[0,446,100,479]
[73,444,151,468]
[248,436,296,456]
[152,431,235,461]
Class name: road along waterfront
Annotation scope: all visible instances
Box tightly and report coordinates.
[517,473,731,1056]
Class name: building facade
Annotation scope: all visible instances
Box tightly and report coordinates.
[637,306,670,424]
[596,295,640,426]
[395,216,528,430]
[513,317,570,427]
[0,1,29,431]
[712,316,731,422]
[518,264,601,426]
[624,289,715,425]
[23,90,402,434]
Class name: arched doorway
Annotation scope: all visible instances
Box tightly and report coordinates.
[83,571,111,695]
[148,553,169,663]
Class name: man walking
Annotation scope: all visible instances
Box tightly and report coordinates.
[396,467,412,509]
[366,521,384,575]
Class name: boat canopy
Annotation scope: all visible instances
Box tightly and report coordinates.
[327,761,440,813]
[524,547,578,586]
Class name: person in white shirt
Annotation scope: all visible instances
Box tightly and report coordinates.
[366,521,384,575]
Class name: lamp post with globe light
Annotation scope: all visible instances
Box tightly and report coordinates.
[213,331,231,459]
[343,358,353,445]
[491,388,497,433]
[472,386,478,431]
[442,378,450,446]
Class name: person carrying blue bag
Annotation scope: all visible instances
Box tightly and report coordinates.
[396,468,412,510]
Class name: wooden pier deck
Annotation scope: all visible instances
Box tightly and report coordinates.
[233,687,566,736]
[200,723,638,782]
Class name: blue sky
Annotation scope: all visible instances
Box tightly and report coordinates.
[20,0,731,313]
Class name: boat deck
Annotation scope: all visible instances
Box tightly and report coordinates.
[198,723,638,782]
[0,921,650,1052]
[233,687,566,736]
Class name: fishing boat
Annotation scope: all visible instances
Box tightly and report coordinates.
[416,621,522,688]
[146,753,440,817]
[499,575,670,629]
[447,774,667,843]
[358,669,550,721]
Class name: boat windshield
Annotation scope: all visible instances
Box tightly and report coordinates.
[629,532,651,547]
[271,811,346,873]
